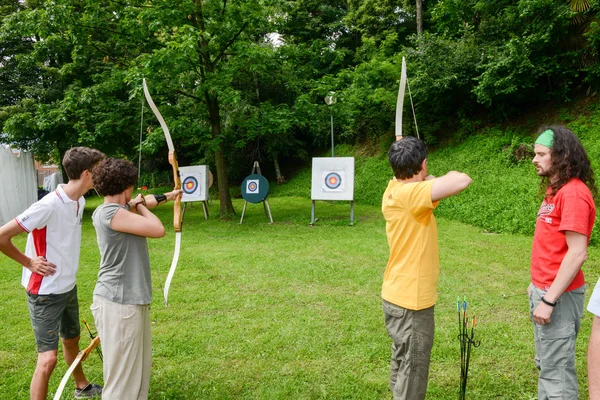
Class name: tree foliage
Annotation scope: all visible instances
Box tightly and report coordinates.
[0,0,599,199]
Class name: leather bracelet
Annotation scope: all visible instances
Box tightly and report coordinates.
[541,296,557,307]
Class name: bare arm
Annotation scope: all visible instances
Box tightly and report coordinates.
[430,171,472,202]
[129,189,182,211]
[143,189,182,209]
[110,198,166,238]
[532,231,588,325]
[0,220,56,275]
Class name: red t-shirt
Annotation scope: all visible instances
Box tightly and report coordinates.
[531,178,596,291]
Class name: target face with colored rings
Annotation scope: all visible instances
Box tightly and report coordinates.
[247,180,259,192]
[324,172,342,189]
[183,176,198,194]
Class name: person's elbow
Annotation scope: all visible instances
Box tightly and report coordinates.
[456,172,472,191]
[148,224,166,239]
[446,171,472,192]
[0,234,10,250]
[573,248,588,265]
[431,171,473,202]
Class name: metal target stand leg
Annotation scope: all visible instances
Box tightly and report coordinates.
[350,201,354,226]
[202,201,209,220]
[183,200,209,221]
[263,198,273,224]
[239,201,248,224]
[310,200,317,225]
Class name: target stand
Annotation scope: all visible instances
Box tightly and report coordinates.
[179,165,212,220]
[239,161,273,224]
[310,157,355,226]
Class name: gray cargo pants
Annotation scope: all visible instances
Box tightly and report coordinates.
[383,299,434,400]
[529,283,585,400]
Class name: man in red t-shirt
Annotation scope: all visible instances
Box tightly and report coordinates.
[529,125,596,399]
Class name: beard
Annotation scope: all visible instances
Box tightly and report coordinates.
[535,165,550,177]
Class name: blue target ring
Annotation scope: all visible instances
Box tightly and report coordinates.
[247,181,258,192]
[183,176,198,194]
[324,172,342,189]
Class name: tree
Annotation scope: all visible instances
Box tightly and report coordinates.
[0,0,147,172]
[131,0,289,216]
[416,0,423,34]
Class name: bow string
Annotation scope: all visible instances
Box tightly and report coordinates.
[395,57,420,141]
[142,78,183,307]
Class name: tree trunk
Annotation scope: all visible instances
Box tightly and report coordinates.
[57,140,68,183]
[194,0,235,217]
[274,157,284,184]
[416,0,423,34]
[206,93,235,216]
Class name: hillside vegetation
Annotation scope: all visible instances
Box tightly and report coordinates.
[271,100,600,243]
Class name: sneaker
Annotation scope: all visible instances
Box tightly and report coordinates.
[74,383,103,398]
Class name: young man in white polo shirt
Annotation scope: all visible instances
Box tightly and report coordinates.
[0,147,105,400]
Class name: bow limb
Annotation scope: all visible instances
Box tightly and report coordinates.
[142,79,183,306]
[52,336,101,400]
[395,57,407,141]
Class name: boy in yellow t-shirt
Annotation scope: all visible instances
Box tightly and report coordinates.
[382,136,472,400]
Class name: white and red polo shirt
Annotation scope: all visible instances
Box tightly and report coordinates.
[16,184,85,295]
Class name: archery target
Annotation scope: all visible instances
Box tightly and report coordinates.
[241,174,269,204]
[323,172,343,191]
[246,179,259,193]
[311,157,354,201]
[179,165,210,202]
[183,176,198,194]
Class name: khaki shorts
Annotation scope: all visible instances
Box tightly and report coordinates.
[27,286,81,352]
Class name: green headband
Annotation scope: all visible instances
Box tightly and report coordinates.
[535,129,554,149]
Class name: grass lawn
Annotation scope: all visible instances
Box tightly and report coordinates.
[1,195,599,399]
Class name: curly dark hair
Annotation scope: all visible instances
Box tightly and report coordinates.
[539,125,597,199]
[388,136,428,179]
[92,158,138,196]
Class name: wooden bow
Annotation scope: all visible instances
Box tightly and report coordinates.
[52,336,101,400]
[395,57,420,141]
[142,78,183,306]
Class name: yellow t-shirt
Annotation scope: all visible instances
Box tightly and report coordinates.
[381,179,439,310]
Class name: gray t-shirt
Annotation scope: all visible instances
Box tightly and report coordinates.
[92,203,152,304]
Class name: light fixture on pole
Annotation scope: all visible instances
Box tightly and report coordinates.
[324,91,336,157]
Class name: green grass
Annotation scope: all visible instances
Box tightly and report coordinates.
[1,196,599,399]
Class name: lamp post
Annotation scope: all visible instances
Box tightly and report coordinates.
[325,92,336,157]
